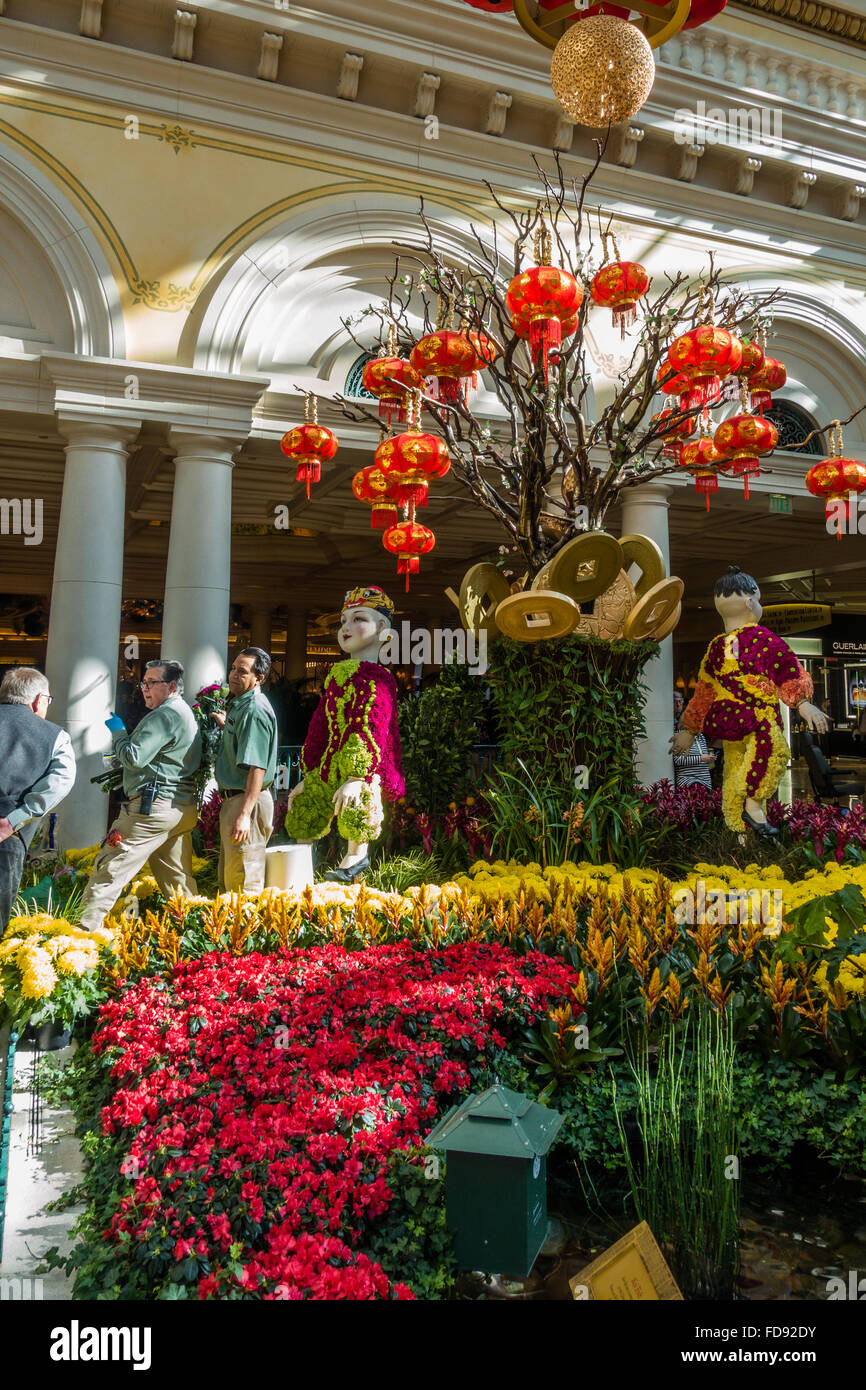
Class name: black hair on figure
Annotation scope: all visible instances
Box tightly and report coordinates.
[714,565,759,599]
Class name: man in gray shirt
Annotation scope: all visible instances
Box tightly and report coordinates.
[0,667,76,933]
[78,659,202,931]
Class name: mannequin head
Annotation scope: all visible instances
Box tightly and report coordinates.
[714,566,762,629]
[338,585,395,662]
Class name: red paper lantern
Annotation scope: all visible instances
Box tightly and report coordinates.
[409,331,478,404]
[590,260,650,337]
[280,420,338,498]
[375,429,451,514]
[805,456,866,537]
[650,406,696,458]
[351,465,402,531]
[658,360,705,414]
[383,519,436,591]
[668,326,743,407]
[679,435,727,510]
[748,356,787,414]
[361,355,423,427]
[713,413,778,500]
[506,265,584,381]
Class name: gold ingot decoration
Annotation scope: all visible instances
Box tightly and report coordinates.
[547,532,624,604]
[576,569,637,642]
[622,577,684,641]
[619,533,666,599]
[458,562,511,637]
[550,16,656,127]
[495,591,580,643]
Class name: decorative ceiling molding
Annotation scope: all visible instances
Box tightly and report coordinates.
[731,0,866,49]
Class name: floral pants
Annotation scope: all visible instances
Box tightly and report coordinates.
[705,700,789,832]
[284,772,384,844]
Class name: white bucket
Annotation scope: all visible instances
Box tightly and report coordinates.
[265,844,314,894]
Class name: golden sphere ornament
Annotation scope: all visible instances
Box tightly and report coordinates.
[550,16,655,127]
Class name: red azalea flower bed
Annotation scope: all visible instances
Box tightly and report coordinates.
[92,942,577,1300]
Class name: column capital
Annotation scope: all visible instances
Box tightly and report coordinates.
[620,480,673,507]
[168,426,247,462]
[56,415,142,448]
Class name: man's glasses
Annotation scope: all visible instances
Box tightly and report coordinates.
[140,679,167,689]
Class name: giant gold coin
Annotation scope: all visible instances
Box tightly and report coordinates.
[495,590,579,643]
[623,577,684,641]
[459,563,511,636]
[531,560,554,592]
[652,600,682,641]
[547,533,624,604]
[619,533,666,600]
[576,569,636,641]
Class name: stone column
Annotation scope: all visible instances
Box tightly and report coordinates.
[249,606,273,655]
[285,610,308,682]
[619,483,675,790]
[161,430,239,702]
[46,419,139,849]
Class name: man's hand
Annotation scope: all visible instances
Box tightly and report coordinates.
[799,701,829,735]
[211,711,227,730]
[333,779,365,815]
[670,729,695,756]
[0,816,15,845]
[286,778,305,809]
[701,752,716,765]
[105,712,125,733]
[231,810,252,844]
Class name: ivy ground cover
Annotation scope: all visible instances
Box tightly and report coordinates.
[63,942,575,1300]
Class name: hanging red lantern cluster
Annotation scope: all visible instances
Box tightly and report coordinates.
[657,361,705,414]
[679,434,728,510]
[805,421,866,538]
[372,391,450,590]
[668,324,743,408]
[280,395,338,499]
[506,216,583,382]
[361,325,424,427]
[589,230,650,339]
[713,409,777,500]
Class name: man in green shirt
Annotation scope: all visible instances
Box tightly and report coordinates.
[78,660,202,931]
[213,646,278,894]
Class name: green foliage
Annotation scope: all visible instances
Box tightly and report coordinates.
[360,1149,457,1299]
[484,634,657,865]
[366,849,442,893]
[398,660,485,816]
[613,1008,740,1299]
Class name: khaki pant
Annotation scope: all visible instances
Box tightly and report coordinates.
[78,797,199,931]
[218,789,274,895]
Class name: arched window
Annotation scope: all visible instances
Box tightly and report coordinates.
[345,352,376,398]
[764,400,823,456]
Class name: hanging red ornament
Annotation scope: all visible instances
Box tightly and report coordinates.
[805,422,866,539]
[649,406,696,459]
[409,329,477,405]
[382,519,436,591]
[361,327,424,427]
[375,391,451,515]
[713,411,777,500]
[678,435,727,511]
[505,216,583,382]
[748,355,787,414]
[658,360,705,414]
[720,337,765,403]
[279,396,338,498]
[668,325,742,408]
[590,230,650,338]
[351,465,402,531]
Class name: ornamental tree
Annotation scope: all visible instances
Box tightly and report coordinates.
[338,148,854,582]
